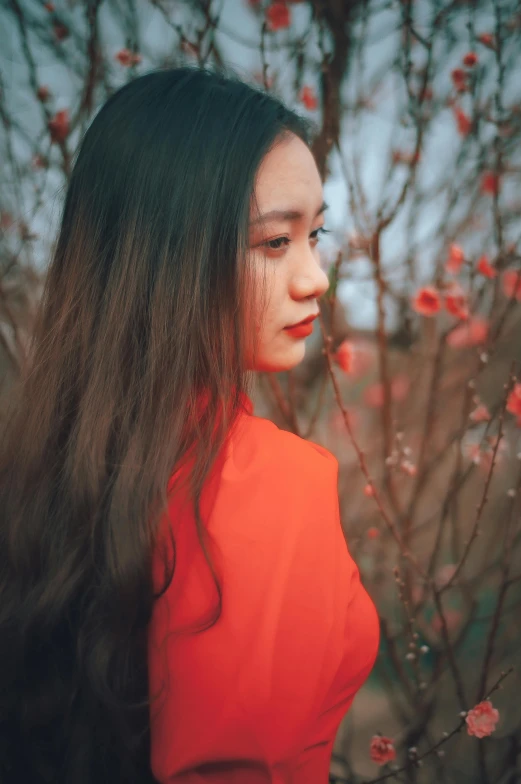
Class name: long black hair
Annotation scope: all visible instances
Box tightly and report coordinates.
[0,65,313,783]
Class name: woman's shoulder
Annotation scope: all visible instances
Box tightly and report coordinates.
[213,412,346,586]
[226,409,338,490]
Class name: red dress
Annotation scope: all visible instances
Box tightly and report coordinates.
[147,392,380,783]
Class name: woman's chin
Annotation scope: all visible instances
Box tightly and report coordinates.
[249,345,306,373]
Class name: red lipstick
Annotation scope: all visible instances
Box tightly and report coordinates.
[284,313,318,338]
[285,313,319,329]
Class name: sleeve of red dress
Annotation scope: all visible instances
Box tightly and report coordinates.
[147,416,370,784]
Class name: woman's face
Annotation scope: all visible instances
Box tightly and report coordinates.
[243,133,330,373]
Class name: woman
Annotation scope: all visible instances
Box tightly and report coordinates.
[0,66,379,783]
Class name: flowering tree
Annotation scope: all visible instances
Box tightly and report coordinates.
[1,0,521,781]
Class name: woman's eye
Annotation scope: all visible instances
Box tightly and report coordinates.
[265,236,290,251]
[311,227,330,242]
[263,227,330,252]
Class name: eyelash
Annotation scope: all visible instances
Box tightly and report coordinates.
[263,227,331,252]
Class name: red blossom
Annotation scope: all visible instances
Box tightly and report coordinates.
[444,283,469,320]
[447,316,489,348]
[44,2,55,11]
[266,1,291,31]
[32,154,48,169]
[299,85,317,110]
[364,484,375,498]
[48,109,69,144]
[116,49,132,65]
[463,51,479,67]
[476,255,497,278]
[502,270,521,301]
[401,460,417,477]
[451,67,468,92]
[37,85,50,102]
[480,171,499,195]
[478,33,495,49]
[470,403,491,423]
[445,243,465,274]
[115,48,142,66]
[370,735,396,766]
[466,444,482,464]
[506,383,521,422]
[53,21,69,41]
[466,433,507,473]
[453,106,471,136]
[334,341,353,373]
[367,527,380,540]
[466,701,500,738]
[392,149,421,165]
[333,339,374,378]
[412,285,441,317]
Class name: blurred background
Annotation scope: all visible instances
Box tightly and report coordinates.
[1,0,521,781]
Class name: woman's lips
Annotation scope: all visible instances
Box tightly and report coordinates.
[283,322,314,338]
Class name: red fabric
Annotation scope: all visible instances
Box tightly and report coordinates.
[147,393,380,783]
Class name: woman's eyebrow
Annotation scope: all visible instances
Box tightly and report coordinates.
[249,200,329,226]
